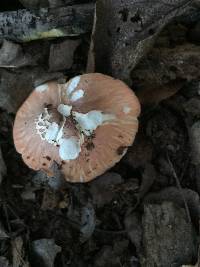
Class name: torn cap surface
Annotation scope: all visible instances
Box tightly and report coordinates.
[13,73,140,182]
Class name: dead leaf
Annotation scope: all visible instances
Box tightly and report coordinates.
[0,69,63,113]
[49,39,81,71]
[0,40,36,68]
[137,80,183,106]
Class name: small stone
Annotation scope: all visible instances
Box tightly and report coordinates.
[31,239,61,267]
[183,98,200,116]
[49,39,81,71]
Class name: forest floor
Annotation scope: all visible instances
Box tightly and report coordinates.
[0,1,200,267]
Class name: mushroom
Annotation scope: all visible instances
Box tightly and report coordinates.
[13,73,140,182]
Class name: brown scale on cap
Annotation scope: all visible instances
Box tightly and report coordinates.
[13,73,140,183]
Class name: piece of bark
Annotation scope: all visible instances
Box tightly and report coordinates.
[19,0,48,9]
[91,0,197,85]
[141,202,197,267]
[0,4,94,42]
[137,81,184,106]
[19,0,93,9]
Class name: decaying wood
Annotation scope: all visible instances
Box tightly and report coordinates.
[0,3,94,42]
[19,0,92,9]
[90,0,198,85]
